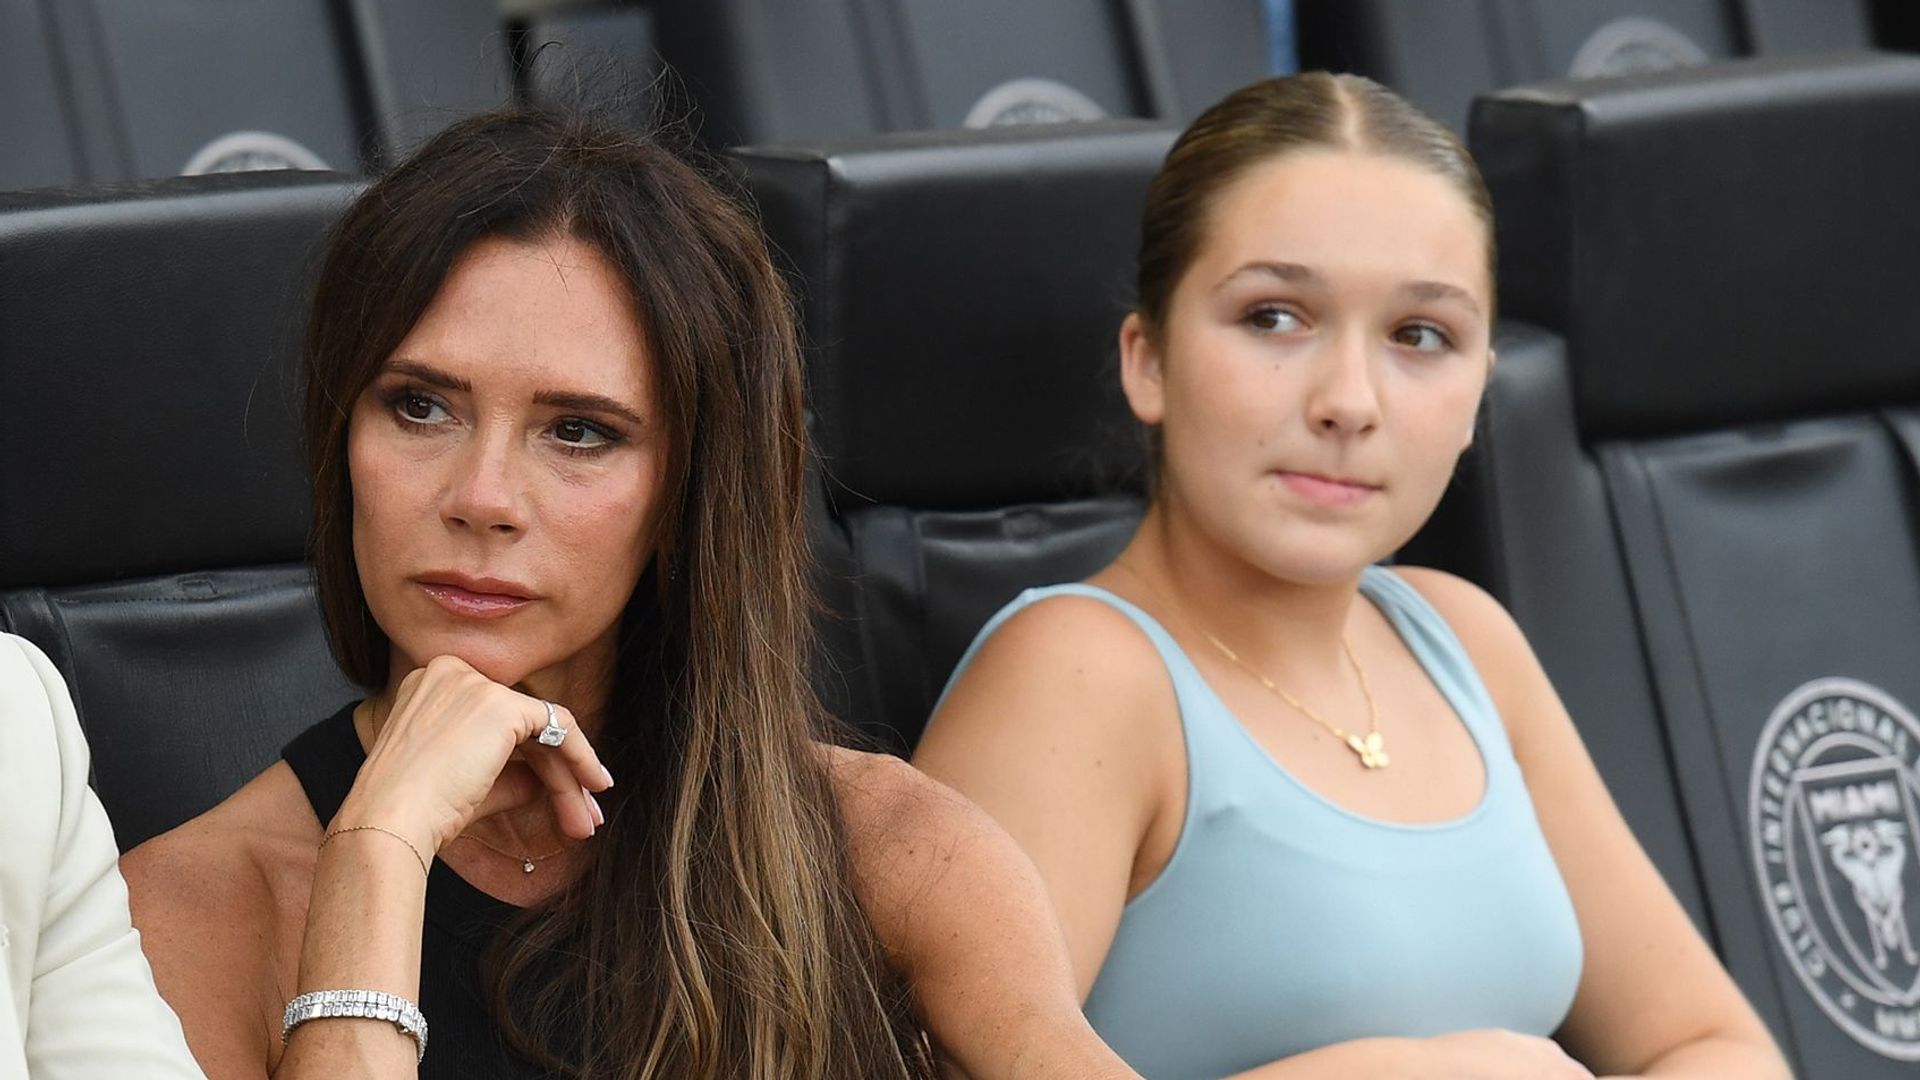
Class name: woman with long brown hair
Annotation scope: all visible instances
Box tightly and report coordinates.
[121,108,1131,1080]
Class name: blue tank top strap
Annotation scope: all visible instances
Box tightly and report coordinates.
[1355,565,1510,760]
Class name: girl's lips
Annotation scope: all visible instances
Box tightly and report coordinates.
[417,581,535,619]
[1278,471,1379,507]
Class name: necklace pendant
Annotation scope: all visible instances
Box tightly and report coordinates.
[521,858,537,874]
[1346,731,1390,770]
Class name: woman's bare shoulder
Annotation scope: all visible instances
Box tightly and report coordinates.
[955,591,1169,693]
[921,589,1178,763]
[123,763,319,979]
[126,762,317,893]
[827,748,1021,891]
[823,747,1045,938]
[826,747,980,830]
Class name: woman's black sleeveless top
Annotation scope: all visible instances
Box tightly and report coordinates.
[283,705,554,1079]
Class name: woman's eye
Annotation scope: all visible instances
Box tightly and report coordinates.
[394,392,449,424]
[1391,323,1453,353]
[1245,306,1303,334]
[552,418,614,449]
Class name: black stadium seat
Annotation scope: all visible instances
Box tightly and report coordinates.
[737,123,1173,750]
[0,0,85,190]
[1298,0,1875,133]
[7,0,512,185]
[519,4,663,124]
[0,172,361,850]
[658,0,1269,148]
[42,0,366,180]
[344,0,516,166]
[1402,52,1920,1077]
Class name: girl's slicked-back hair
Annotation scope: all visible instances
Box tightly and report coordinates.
[1135,71,1495,333]
[302,108,929,1078]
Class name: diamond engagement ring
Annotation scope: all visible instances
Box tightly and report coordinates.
[536,700,567,747]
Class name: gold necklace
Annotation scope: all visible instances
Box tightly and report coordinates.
[453,831,571,874]
[1202,631,1388,769]
[1111,557,1389,769]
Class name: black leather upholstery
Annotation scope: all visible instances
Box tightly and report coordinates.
[345,0,516,166]
[5,568,354,851]
[1404,53,1920,1075]
[0,0,84,190]
[0,173,361,849]
[8,0,511,185]
[0,172,351,587]
[39,0,366,180]
[739,124,1170,748]
[1298,0,1872,133]
[659,0,1267,147]
[520,5,663,125]
[1479,51,1920,437]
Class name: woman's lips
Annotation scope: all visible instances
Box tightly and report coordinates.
[1277,471,1380,507]
[416,581,535,619]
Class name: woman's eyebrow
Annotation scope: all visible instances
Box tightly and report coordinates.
[384,358,470,391]
[533,389,646,428]
[1214,260,1322,292]
[384,358,646,427]
[1399,280,1483,317]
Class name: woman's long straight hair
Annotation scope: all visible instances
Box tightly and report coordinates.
[302,108,929,1078]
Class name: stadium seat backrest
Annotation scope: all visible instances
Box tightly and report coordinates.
[15,0,512,185]
[344,0,516,167]
[0,0,85,190]
[0,172,362,849]
[1298,0,1875,132]
[659,0,1267,147]
[1404,52,1920,1075]
[520,5,663,127]
[737,123,1172,749]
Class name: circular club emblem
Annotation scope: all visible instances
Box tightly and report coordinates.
[1750,678,1920,1059]
[962,78,1108,129]
[1568,17,1709,79]
[181,131,330,176]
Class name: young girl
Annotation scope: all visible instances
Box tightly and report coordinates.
[913,73,1789,1080]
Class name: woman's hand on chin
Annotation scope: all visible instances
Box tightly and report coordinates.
[331,654,615,859]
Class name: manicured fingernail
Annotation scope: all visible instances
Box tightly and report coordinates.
[600,766,615,789]
[588,792,605,827]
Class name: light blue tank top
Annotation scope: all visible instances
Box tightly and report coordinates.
[941,567,1584,1080]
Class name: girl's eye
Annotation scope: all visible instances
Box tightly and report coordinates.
[1391,323,1453,353]
[392,391,450,425]
[552,418,619,453]
[1245,306,1304,335]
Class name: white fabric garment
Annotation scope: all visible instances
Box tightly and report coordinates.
[0,634,205,1080]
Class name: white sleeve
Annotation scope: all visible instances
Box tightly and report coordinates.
[8,636,208,1080]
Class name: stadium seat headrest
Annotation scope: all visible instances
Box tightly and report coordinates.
[1472,52,1920,438]
[0,172,359,589]
[737,122,1175,510]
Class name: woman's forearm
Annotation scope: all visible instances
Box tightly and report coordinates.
[1222,1038,1415,1078]
[1599,1032,1792,1080]
[272,826,429,1078]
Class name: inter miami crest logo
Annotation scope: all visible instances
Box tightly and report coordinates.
[1750,677,1920,1059]
[962,78,1107,129]
[181,131,330,176]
